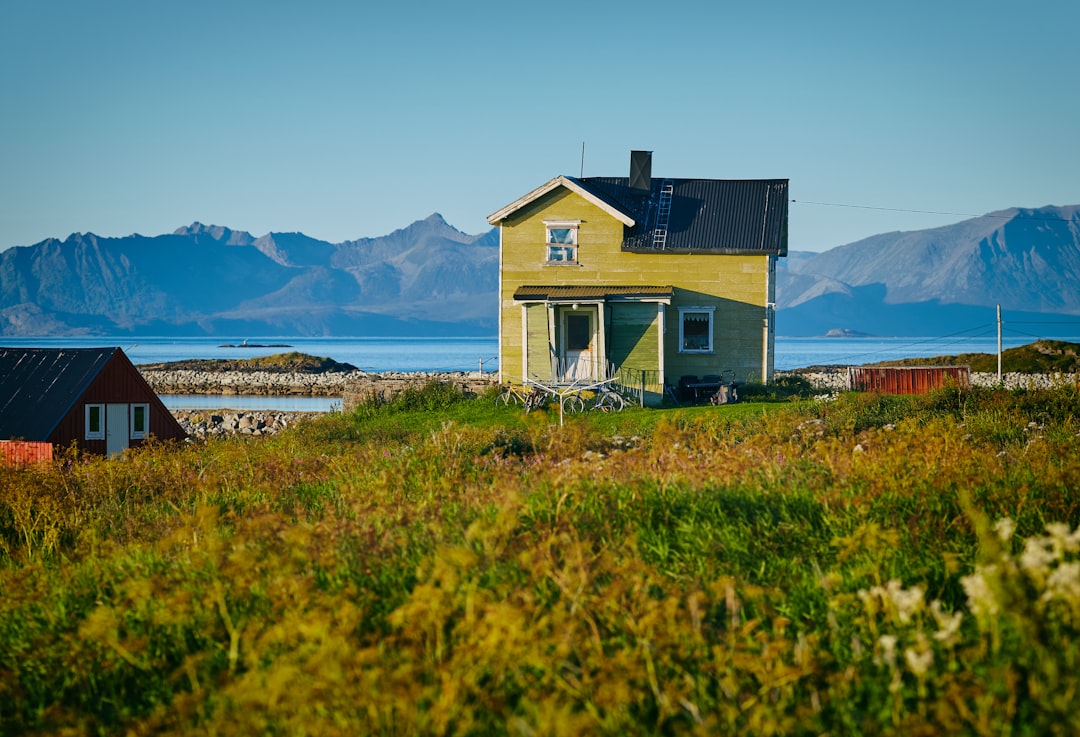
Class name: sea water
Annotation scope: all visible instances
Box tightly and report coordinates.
[0,336,501,373]
[0,333,1065,411]
[0,334,1050,372]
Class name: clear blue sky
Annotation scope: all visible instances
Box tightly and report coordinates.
[2,0,1078,252]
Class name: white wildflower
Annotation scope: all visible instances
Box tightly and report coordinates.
[861,580,926,624]
[904,637,934,678]
[1020,537,1057,583]
[1044,522,1080,555]
[993,517,1016,543]
[886,579,925,624]
[961,566,1001,618]
[857,586,881,617]
[875,634,898,668]
[929,599,963,647]
[1043,562,1080,604]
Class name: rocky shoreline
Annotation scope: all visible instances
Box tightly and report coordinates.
[172,410,322,439]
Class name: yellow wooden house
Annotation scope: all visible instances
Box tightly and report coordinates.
[487,151,788,405]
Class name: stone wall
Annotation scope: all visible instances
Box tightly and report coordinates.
[778,368,1080,392]
[140,368,498,401]
[141,368,361,396]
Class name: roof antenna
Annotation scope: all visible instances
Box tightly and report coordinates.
[580,141,585,178]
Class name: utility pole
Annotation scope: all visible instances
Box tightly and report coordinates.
[997,304,1003,383]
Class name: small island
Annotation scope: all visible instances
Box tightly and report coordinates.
[140,351,358,374]
[218,341,293,348]
[822,328,873,338]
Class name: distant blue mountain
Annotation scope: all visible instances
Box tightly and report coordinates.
[776,205,1080,337]
[0,214,499,337]
[2,206,1078,338]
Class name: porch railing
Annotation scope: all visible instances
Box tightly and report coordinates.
[539,359,665,407]
[610,366,663,407]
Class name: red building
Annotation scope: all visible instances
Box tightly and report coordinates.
[0,347,186,460]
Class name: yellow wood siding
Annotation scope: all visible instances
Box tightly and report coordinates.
[499,185,774,390]
[524,304,552,383]
[608,303,659,373]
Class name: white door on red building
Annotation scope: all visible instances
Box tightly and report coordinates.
[106,403,129,457]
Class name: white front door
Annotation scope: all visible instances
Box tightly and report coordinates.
[561,308,597,382]
[106,403,129,456]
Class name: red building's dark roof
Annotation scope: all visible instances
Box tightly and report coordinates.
[0,347,122,441]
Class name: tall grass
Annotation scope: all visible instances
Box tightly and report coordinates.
[1,383,1079,734]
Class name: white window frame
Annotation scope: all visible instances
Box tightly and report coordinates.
[544,220,579,264]
[678,306,716,353]
[130,403,150,439]
[85,404,105,440]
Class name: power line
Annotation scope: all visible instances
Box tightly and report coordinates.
[803,325,999,365]
[790,200,1078,224]
[789,318,1080,367]
[1008,320,1080,326]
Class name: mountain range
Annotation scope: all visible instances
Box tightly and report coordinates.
[776,204,1080,336]
[0,214,498,337]
[1,205,1078,338]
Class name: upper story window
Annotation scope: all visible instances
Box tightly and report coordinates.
[544,220,579,264]
[678,306,715,353]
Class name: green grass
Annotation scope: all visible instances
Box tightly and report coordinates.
[2,382,1080,735]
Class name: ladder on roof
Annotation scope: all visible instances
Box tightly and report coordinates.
[652,180,673,249]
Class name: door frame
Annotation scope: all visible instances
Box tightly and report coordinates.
[559,305,599,382]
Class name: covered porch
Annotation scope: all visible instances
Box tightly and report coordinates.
[511,285,673,406]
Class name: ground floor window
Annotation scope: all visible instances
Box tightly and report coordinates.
[678,306,715,353]
[130,403,149,439]
[85,404,104,440]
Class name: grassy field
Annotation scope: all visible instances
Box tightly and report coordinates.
[2,381,1079,735]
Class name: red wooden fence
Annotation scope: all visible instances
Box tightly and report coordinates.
[0,441,54,466]
[847,366,970,395]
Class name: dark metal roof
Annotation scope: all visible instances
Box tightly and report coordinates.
[0,347,119,440]
[570,176,789,256]
[513,285,673,302]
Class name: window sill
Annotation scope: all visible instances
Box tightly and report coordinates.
[544,261,580,266]
[679,349,715,355]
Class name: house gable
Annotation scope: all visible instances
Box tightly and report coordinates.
[487,176,636,227]
[51,350,187,451]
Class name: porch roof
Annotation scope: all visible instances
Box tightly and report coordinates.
[513,285,673,304]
